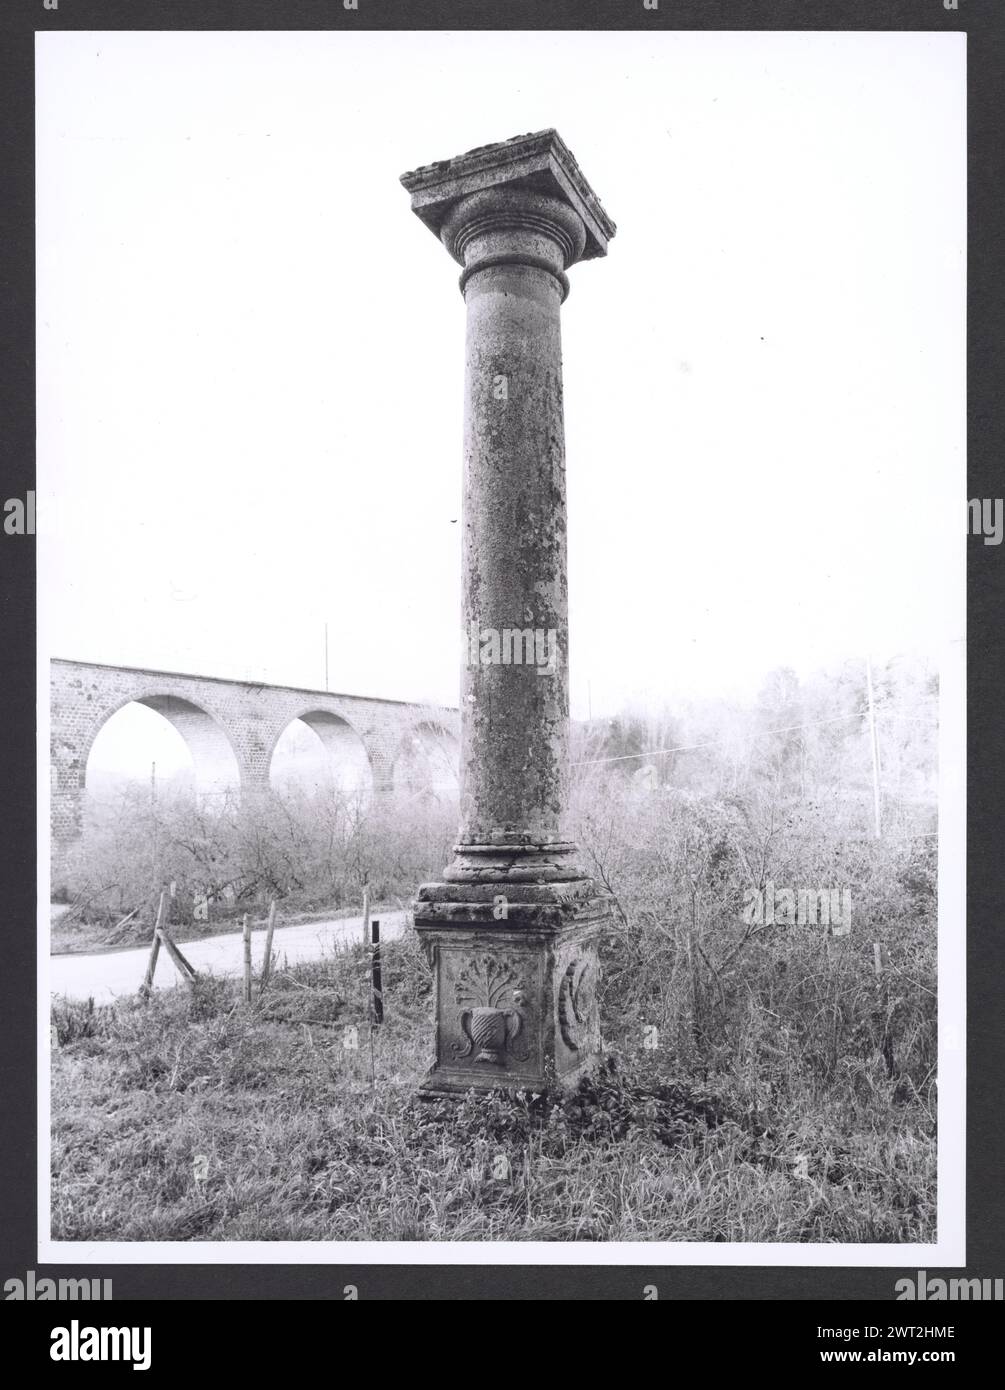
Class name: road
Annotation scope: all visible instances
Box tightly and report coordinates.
[49,910,407,1006]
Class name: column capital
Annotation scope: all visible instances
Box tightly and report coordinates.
[400,128,616,268]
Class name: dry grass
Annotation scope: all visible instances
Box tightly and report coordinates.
[51,932,935,1244]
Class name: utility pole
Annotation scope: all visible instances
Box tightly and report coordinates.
[865,655,882,838]
[324,622,329,692]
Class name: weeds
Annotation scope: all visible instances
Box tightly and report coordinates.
[51,932,935,1243]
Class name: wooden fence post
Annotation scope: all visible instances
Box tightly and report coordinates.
[258,899,278,999]
[157,927,198,987]
[371,919,383,1025]
[242,913,252,1004]
[139,890,167,999]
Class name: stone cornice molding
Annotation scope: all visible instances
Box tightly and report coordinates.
[400,128,616,264]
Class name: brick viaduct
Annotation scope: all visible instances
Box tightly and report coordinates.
[50,658,459,877]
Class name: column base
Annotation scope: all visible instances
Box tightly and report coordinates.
[413,877,613,1096]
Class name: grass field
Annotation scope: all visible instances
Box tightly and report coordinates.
[50,928,936,1244]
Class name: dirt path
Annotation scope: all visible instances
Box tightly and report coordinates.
[49,910,408,1006]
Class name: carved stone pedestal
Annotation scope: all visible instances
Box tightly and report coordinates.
[415,882,610,1095]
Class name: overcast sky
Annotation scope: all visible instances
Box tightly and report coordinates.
[37,30,964,776]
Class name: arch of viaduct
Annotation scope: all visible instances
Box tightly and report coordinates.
[50,658,459,872]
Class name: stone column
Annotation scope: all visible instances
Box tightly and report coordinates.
[401,130,616,1096]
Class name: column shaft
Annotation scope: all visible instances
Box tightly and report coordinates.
[459,261,569,850]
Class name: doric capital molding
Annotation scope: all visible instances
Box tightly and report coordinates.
[440,187,587,300]
[441,187,587,267]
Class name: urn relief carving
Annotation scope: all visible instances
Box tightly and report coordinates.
[452,955,529,1065]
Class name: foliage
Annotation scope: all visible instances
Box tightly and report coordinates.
[51,655,938,1241]
[63,782,457,931]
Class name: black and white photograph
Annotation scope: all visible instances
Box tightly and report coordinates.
[33,28,965,1263]
[33,24,967,1262]
[3,0,1003,1328]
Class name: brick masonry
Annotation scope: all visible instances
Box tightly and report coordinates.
[50,658,459,875]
